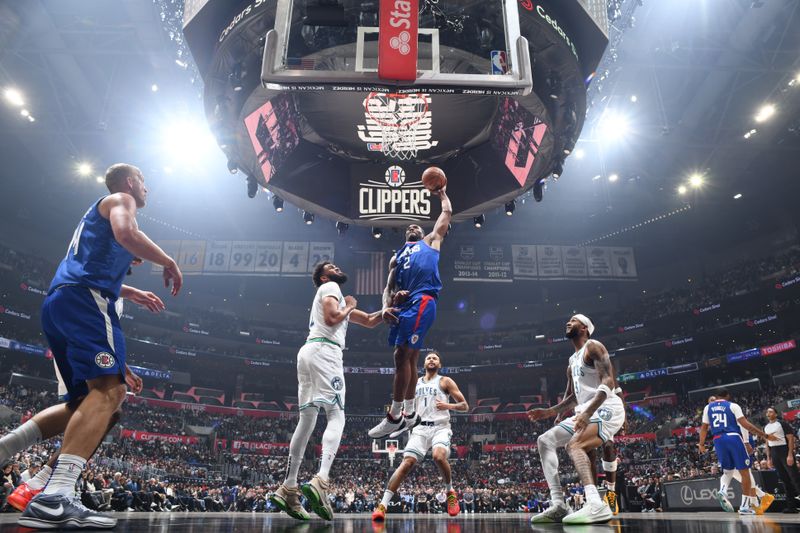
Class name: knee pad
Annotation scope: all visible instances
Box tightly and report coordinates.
[602,460,618,472]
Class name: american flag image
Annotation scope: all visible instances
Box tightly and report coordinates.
[287,57,316,70]
[355,251,388,295]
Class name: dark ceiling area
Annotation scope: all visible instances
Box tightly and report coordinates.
[0,0,798,267]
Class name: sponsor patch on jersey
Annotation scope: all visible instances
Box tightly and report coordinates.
[95,352,116,369]
[331,376,344,391]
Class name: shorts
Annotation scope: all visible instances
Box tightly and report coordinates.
[713,434,751,470]
[558,395,625,443]
[403,423,452,460]
[388,294,437,349]
[41,285,126,402]
[297,341,345,411]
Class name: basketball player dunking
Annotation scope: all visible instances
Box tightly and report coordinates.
[528,314,625,524]
[271,262,389,522]
[368,186,452,439]
[371,352,468,522]
[18,164,182,529]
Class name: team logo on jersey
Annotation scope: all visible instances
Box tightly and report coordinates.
[596,407,612,421]
[410,334,420,345]
[95,352,116,369]
[331,376,344,391]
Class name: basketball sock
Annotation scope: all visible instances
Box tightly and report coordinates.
[446,483,453,492]
[380,489,394,508]
[403,399,415,417]
[755,486,765,498]
[42,454,86,495]
[604,480,615,491]
[0,419,42,464]
[537,429,565,506]
[741,495,752,508]
[285,408,318,488]
[318,407,345,481]
[585,484,602,506]
[389,401,403,419]
[27,464,53,490]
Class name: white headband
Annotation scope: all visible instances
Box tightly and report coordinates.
[574,314,595,336]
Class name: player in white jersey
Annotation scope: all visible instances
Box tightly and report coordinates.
[271,262,389,522]
[528,314,624,524]
[371,352,468,522]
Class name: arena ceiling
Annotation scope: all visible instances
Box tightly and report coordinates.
[0,0,799,252]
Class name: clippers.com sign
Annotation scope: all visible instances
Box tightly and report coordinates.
[379,0,419,80]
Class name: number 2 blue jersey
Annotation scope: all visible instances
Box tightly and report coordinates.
[394,240,442,300]
[705,400,743,437]
[49,197,135,299]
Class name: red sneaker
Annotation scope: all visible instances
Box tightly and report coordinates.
[371,503,387,522]
[447,489,460,517]
[7,483,42,512]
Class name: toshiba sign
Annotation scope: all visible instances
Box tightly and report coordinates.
[378,0,419,80]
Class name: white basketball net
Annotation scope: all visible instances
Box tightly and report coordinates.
[365,93,429,160]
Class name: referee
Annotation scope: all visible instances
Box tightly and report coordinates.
[765,407,800,513]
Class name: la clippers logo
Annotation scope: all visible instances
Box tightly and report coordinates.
[385,166,406,188]
[390,31,411,55]
[95,352,116,368]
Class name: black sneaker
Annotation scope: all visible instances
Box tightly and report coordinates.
[19,492,117,529]
[389,413,422,439]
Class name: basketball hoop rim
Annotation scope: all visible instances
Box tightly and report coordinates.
[364,91,429,129]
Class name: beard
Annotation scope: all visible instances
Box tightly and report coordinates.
[565,327,578,339]
[328,272,348,285]
[407,233,422,242]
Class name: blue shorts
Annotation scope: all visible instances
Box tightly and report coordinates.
[713,434,751,470]
[388,294,437,349]
[41,285,126,402]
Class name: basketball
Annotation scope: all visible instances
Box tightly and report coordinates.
[422,167,447,191]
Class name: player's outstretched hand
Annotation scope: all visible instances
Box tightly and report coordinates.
[697,443,706,454]
[125,365,143,394]
[434,184,447,197]
[163,259,183,296]
[382,307,400,324]
[527,408,555,422]
[129,288,166,313]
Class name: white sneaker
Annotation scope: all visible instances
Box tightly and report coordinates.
[739,506,756,515]
[530,503,570,523]
[716,492,734,513]
[369,414,404,438]
[562,502,613,524]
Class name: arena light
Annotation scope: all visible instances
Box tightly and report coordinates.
[20,108,29,117]
[372,227,382,239]
[246,175,258,198]
[535,334,545,339]
[227,159,239,174]
[272,196,284,212]
[76,162,93,177]
[574,148,585,160]
[161,118,218,167]
[552,161,563,179]
[597,110,630,141]
[743,128,757,139]
[689,173,704,188]
[95,176,104,184]
[754,104,775,123]
[630,95,638,103]
[473,214,485,228]
[734,193,742,199]
[303,211,314,225]
[4,87,24,107]
[678,185,688,195]
[505,200,516,216]
[151,84,159,92]
[608,173,619,183]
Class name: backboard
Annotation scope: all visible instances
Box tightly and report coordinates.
[262,0,532,95]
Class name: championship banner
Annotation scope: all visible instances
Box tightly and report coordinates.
[453,244,513,282]
[151,240,333,277]
[119,430,199,445]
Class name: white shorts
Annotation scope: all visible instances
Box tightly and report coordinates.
[558,395,625,443]
[297,341,345,411]
[403,423,452,460]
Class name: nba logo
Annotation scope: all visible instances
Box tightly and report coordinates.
[491,51,508,74]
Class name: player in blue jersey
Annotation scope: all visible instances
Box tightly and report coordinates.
[369,186,452,439]
[18,163,183,530]
[698,389,775,515]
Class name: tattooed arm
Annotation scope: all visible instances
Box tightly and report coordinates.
[573,340,616,433]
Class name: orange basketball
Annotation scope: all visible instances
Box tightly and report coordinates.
[422,167,447,191]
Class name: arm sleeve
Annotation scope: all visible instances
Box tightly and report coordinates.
[730,403,744,419]
[317,282,341,303]
[701,405,710,424]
